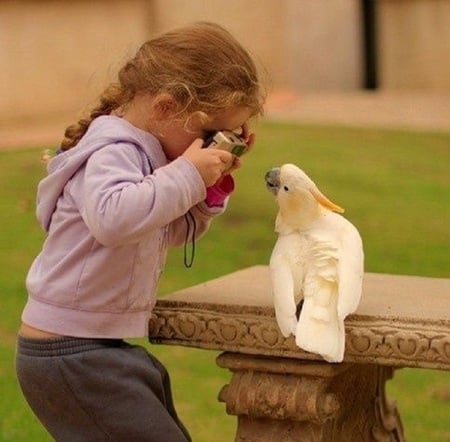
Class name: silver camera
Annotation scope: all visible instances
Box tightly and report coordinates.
[202,130,249,156]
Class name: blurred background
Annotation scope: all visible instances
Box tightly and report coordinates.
[1,0,450,147]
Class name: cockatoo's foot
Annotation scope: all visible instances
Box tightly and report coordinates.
[312,306,331,322]
[296,299,304,320]
[277,316,298,338]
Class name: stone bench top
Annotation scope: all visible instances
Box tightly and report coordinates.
[149,265,450,370]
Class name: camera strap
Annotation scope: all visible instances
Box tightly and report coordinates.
[183,211,196,268]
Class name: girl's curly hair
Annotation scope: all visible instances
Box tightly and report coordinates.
[60,22,265,151]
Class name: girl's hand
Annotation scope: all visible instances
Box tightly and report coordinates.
[182,138,234,187]
[223,123,256,175]
[240,123,256,151]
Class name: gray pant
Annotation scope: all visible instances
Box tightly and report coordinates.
[16,336,191,442]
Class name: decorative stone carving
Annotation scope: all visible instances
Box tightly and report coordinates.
[149,305,450,370]
[218,355,340,423]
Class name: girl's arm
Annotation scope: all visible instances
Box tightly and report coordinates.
[81,143,206,247]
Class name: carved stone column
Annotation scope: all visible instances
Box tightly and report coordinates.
[217,353,404,442]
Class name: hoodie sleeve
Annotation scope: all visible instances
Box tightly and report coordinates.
[81,143,206,247]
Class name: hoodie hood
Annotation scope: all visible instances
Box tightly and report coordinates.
[37,116,166,231]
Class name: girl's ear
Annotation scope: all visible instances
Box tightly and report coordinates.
[152,93,179,119]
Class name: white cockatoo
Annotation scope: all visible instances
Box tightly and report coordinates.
[265,164,364,363]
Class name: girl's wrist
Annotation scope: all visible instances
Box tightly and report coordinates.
[205,174,235,207]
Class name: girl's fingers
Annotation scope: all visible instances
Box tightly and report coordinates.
[239,123,255,150]
[240,123,249,139]
[223,156,241,176]
[246,132,256,150]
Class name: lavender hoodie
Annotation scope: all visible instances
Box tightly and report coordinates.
[23,116,228,338]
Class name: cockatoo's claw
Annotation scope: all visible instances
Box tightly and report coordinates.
[278,316,298,338]
[295,299,304,320]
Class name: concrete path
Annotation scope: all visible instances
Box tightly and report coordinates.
[265,90,450,132]
[1,90,449,150]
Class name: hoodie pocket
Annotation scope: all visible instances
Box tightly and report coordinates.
[125,228,166,310]
[75,240,139,312]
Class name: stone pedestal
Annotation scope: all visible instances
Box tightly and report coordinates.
[217,353,403,442]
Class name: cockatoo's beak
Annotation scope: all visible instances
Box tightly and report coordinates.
[310,187,345,213]
[265,168,281,195]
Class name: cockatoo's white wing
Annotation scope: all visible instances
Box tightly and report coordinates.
[269,234,306,337]
[336,219,364,320]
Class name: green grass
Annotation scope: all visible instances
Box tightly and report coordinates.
[1,122,449,441]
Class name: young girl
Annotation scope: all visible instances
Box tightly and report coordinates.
[16,22,265,441]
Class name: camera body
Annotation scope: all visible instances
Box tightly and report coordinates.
[202,130,248,156]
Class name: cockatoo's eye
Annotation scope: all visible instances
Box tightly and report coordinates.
[283,185,289,192]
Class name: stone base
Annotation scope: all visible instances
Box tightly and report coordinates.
[217,353,404,442]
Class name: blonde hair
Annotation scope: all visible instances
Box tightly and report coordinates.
[61,22,265,151]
